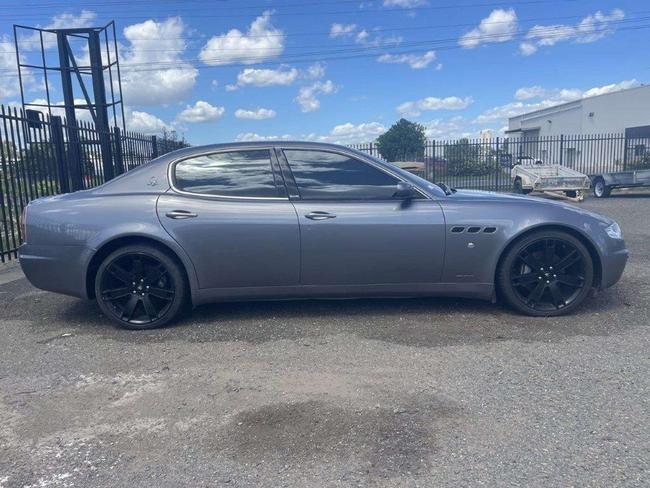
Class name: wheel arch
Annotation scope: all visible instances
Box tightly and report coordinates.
[494,224,603,291]
[85,234,196,302]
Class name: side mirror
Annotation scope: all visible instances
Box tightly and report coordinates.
[393,181,416,199]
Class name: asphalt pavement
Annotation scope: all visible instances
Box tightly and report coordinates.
[1,191,648,487]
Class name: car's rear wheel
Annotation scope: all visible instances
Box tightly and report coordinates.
[95,245,187,329]
[593,178,611,198]
[498,230,594,316]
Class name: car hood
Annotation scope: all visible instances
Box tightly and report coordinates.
[447,189,614,225]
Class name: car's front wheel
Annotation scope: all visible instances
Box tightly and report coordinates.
[498,230,594,316]
[95,244,187,329]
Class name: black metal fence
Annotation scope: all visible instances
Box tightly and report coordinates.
[0,104,186,261]
[352,133,650,191]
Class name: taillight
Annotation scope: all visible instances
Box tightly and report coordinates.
[20,206,27,243]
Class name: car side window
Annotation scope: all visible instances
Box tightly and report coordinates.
[174,149,281,198]
[283,149,408,200]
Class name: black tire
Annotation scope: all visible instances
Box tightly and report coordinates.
[513,178,532,195]
[593,178,611,198]
[95,244,187,330]
[497,230,594,316]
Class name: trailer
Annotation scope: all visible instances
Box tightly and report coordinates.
[591,169,650,198]
[511,164,591,201]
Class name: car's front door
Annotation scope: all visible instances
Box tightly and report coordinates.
[278,148,445,286]
[157,148,300,289]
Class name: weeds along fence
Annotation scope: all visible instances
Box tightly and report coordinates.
[352,133,650,191]
[0,105,186,262]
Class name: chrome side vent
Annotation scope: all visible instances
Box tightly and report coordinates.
[483,226,497,233]
[451,226,465,233]
[467,226,481,233]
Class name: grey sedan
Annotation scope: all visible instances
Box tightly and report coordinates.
[19,142,628,329]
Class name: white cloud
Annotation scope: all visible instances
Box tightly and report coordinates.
[199,11,283,66]
[21,98,94,122]
[305,62,326,79]
[514,85,548,100]
[295,80,337,112]
[475,79,639,125]
[377,50,436,69]
[520,9,624,55]
[423,116,474,140]
[397,96,473,117]
[329,23,403,49]
[0,36,23,100]
[3,11,97,100]
[235,132,292,142]
[236,121,387,144]
[234,107,276,120]
[177,101,225,123]
[228,66,298,90]
[120,17,198,106]
[583,79,639,97]
[383,0,428,7]
[459,9,518,49]
[18,10,97,50]
[124,108,169,134]
[328,122,387,144]
[518,42,538,56]
[329,23,357,38]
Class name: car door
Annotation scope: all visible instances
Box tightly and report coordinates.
[277,147,445,286]
[157,147,300,289]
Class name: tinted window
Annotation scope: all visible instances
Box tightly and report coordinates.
[174,150,280,197]
[283,150,401,200]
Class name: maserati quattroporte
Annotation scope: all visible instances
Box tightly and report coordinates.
[19,142,628,329]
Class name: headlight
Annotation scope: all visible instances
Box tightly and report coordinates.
[605,222,622,239]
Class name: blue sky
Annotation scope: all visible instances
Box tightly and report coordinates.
[0,0,648,145]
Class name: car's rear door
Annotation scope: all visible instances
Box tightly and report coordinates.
[157,147,300,289]
[277,147,445,286]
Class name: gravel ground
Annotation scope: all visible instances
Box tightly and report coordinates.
[1,193,649,488]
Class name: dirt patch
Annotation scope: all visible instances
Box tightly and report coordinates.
[216,397,458,480]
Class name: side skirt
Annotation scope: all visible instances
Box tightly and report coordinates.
[193,282,494,305]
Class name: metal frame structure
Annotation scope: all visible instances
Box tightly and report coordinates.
[13,21,126,180]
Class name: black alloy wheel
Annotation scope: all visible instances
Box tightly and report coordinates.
[95,245,186,329]
[498,231,594,316]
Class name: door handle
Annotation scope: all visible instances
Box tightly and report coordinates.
[165,210,198,219]
[305,211,336,221]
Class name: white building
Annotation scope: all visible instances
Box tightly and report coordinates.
[507,84,650,138]
[506,85,650,172]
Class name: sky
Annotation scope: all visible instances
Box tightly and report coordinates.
[0,0,648,145]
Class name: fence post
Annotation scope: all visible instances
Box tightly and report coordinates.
[113,127,125,175]
[50,116,70,193]
[495,137,500,191]
[559,134,564,166]
[151,135,159,158]
[65,122,84,192]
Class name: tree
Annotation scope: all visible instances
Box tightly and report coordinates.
[376,118,426,162]
[443,138,491,176]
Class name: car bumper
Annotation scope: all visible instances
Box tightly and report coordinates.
[600,243,628,289]
[19,243,92,299]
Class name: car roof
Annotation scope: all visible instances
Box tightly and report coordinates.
[164,140,356,157]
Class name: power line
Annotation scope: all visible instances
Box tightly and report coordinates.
[4,20,646,78]
[0,0,580,20]
[8,10,648,54]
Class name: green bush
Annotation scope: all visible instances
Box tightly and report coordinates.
[376,119,426,162]
[443,139,493,176]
